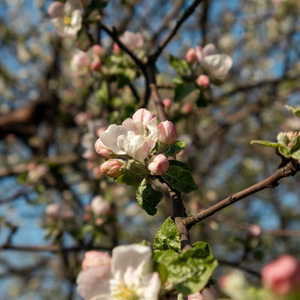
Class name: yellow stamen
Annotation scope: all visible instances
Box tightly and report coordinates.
[111,281,139,300]
[64,15,72,25]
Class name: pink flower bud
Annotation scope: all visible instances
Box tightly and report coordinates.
[132,108,156,126]
[188,292,204,300]
[196,74,210,88]
[185,48,197,63]
[262,255,300,296]
[45,203,60,218]
[100,160,125,178]
[95,138,114,159]
[181,103,192,114]
[247,224,262,238]
[158,121,177,146]
[90,60,101,72]
[148,154,169,175]
[113,43,120,53]
[162,98,173,108]
[82,251,111,270]
[92,45,105,57]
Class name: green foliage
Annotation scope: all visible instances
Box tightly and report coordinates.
[95,81,109,104]
[169,55,190,76]
[173,77,195,102]
[162,163,198,193]
[164,140,186,156]
[153,217,181,253]
[136,179,163,215]
[116,169,142,188]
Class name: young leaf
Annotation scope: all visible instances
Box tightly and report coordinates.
[174,81,195,103]
[167,241,218,296]
[285,105,300,117]
[164,140,186,156]
[153,217,181,254]
[136,179,163,216]
[162,164,198,193]
[168,160,190,170]
[169,55,189,75]
[116,169,142,188]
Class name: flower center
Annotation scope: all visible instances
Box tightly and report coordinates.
[64,15,72,25]
[111,281,139,300]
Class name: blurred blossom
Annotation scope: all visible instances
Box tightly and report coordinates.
[70,50,90,76]
[119,31,144,50]
[196,74,210,88]
[220,270,248,299]
[77,244,160,300]
[262,255,300,296]
[45,203,60,218]
[90,60,101,72]
[75,111,92,126]
[28,164,49,182]
[181,103,192,114]
[48,0,83,38]
[91,196,111,216]
[195,44,232,80]
[82,251,111,270]
[185,48,197,63]
[162,98,173,108]
[247,224,262,238]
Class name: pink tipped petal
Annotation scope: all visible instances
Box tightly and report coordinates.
[100,125,127,155]
[135,140,155,161]
[48,2,65,18]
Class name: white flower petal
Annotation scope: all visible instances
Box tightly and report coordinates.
[138,272,161,300]
[65,0,82,15]
[203,54,232,79]
[202,43,216,56]
[77,266,112,300]
[100,125,127,155]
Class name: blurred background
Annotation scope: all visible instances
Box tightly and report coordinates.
[1,0,300,299]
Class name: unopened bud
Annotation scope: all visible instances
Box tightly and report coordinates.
[185,48,197,63]
[148,154,169,175]
[95,138,114,159]
[158,121,177,146]
[100,159,125,178]
[196,74,210,88]
[91,60,101,72]
[162,98,173,108]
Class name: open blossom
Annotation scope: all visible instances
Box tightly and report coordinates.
[77,244,160,300]
[119,31,144,50]
[48,0,83,38]
[195,44,232,80]
[100,109,160,161]
[262,255,300,296]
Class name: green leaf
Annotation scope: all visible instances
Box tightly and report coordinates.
[250,140,280,148]
[196,91,208,107]
[116,169,142,188]
[278,145,291,157]
[153,217,181,253]
[153,261,169,285]
[168,159,190,170]
[153,249,179,265]
[164,140,186,156]
[292,149,300,159]
[174,81,195,102]
[167,241,218,296]
[162,164,198,193]
[169,55,189,75]
[136,179,163,216]
[90,0,108,9]
[116,69,136,88]
[95,82,109,105]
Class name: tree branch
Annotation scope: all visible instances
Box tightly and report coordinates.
[185,159,300,228]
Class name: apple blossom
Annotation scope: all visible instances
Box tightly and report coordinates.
[185,48,197,63]
[196,74,210,88]
[162,98,173,108]
[262,255,300,296]
[90,60,101,72]
[100,109,160,161]
[45,203,60,218]
[181,103,192,114]
[77,244,161,300]
[158,120,177,146]
[247,224,262,238]
[82,251,111,270]
[100,159,125,178]
[94,138,114,159]
[71,50,90,76]
[91,196,111,216]
[119,31,144,50]
[132,108,156,126]
[148,154,169,175]
[195,44,232,80]
[48,0,83,38]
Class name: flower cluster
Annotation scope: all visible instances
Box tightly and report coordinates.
[77,244,160,300]
[95,108,177,178]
